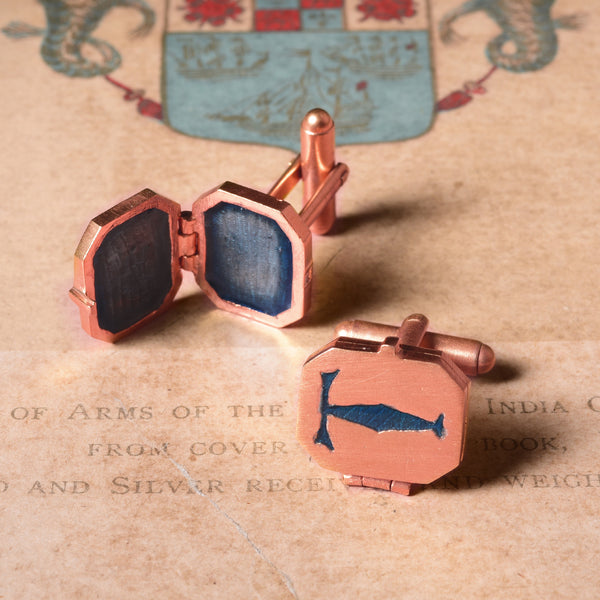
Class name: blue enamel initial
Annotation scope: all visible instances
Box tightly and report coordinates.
[314,370,446,451]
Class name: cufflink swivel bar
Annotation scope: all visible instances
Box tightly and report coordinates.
[334,316,495,377]
[269,109,342,234]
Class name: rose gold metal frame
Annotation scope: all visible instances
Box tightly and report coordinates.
[69,189,182,342]
[192,182,313,328]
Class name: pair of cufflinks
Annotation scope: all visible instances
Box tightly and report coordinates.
[70,109,494,495]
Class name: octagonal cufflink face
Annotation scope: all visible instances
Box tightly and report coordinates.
[297,315,495,495]
[297,337,470,487]
[192,182,312,328]
[70,190,183,342]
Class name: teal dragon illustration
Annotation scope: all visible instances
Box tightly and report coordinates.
[3,0,155,77]
[440,0,583,72]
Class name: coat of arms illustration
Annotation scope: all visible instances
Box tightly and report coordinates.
[163,0,434,148]
[4,1,582,145]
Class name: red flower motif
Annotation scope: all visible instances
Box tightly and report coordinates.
[356,80,368,91]
[356,0,415,21]
[181,0,243,26]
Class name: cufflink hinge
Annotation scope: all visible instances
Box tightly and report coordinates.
[178,210,198,271]
[69,286,95,309]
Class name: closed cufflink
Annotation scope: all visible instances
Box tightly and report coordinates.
[297,314,495,496]
[70,108,348,342]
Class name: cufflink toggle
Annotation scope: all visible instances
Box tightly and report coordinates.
[297,314,495,495]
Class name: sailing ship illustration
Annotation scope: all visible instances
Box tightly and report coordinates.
[172,35,268,79]
[324,34,421,79]
[208,50,374,136]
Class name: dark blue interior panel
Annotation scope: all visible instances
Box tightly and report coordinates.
[204,202,293,316]
[93,208,173,334]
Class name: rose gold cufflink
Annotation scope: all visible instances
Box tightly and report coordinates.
[70,109,348,342]
[297,314,495,496]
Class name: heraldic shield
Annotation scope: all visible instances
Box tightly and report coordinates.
[163,0,434,149]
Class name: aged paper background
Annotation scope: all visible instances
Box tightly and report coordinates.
[1,0,599,598]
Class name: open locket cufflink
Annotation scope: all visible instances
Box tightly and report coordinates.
[297,314,495,496]
[70,109,349,342]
